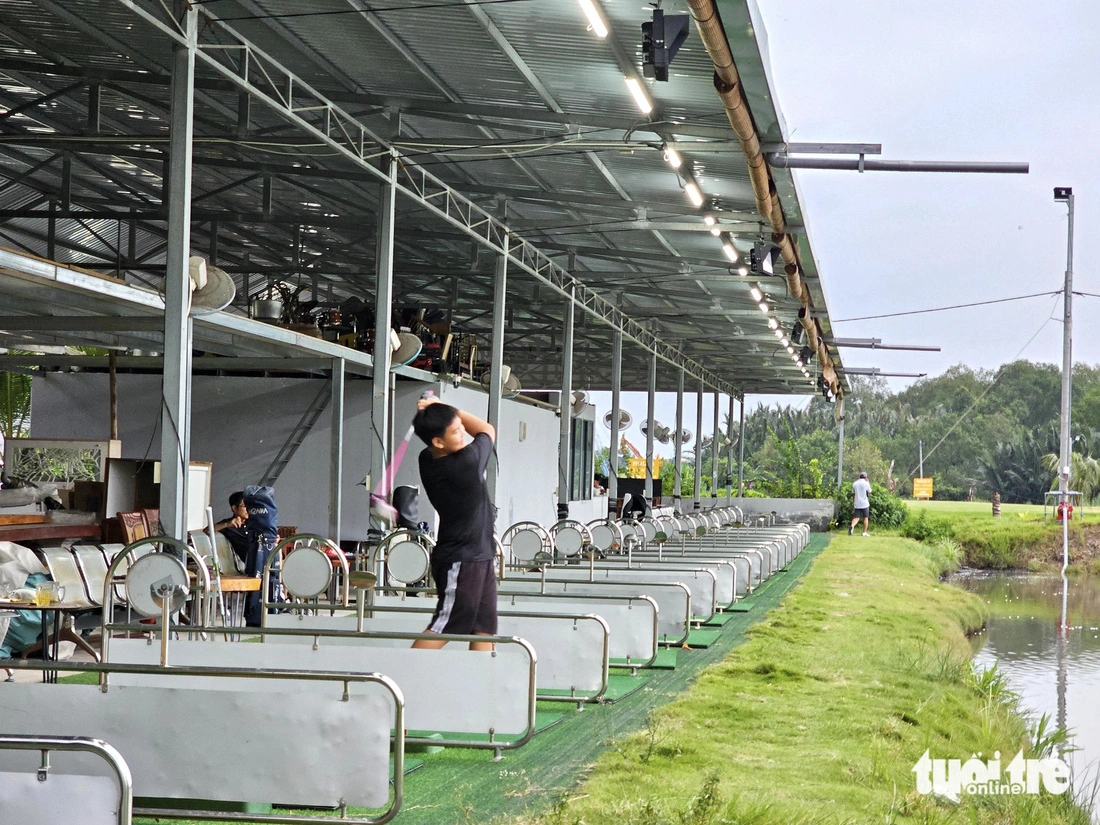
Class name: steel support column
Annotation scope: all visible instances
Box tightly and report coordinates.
[737,396,746,498]
[674,370,684,514]
[329,357,344,543]
[726,395,735,506]
[711,391,720,500]
[369,152,397,502]
[158,4,197,542]
[645,352,656,498]
[608,328,623,509]
[836,413,845,490]
[557,283,576,519]
[693,380,704,509]
[487,213,509,504]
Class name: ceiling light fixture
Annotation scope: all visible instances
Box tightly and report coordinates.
[704,215,722,236]
[737,266,749,276]
[759,302,769,313]
[722,242,738,262]
[749,286,763,302]
[624,77,653,115]
[684,179,704,207]
[576,0,608,38]
[767,317,779,330]
[664,145,683,169]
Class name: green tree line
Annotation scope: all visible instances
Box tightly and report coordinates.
[598,360,1100,504]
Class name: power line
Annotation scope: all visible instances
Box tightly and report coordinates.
[214,0,535,23]
[834,290,1060,323]
[901,294,1061,483]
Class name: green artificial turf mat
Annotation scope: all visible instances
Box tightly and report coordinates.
[685,628,722,648]
[408,710,567,746]
[612,646,677,670]
[601,672,649,702]
[702,611,736,626]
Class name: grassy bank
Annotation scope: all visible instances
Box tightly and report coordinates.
[905,500,1099,572]
[511,537,1088,825]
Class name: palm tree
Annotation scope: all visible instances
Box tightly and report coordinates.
[0,370,31,438]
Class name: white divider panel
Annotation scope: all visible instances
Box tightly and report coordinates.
[108,638,532,738]
[267,611,607,696]
[630,551,753,595]
[0,683,391,808]
[475,593,657,665]
[589,561,736,609]
[524,566,717,622]
[502,577,691,645]
[679,542,770,580]
[0,772,119,825]
[369,592,657,665]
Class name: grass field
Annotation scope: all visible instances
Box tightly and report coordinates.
[897,499,1097,571]
[909,500,1049,518]
[508,536,1090,825]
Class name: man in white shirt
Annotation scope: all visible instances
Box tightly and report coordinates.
[849,472,872,536]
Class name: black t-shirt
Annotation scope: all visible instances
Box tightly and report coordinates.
[418,432,495,565]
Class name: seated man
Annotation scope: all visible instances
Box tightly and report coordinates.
[214,491,250,564]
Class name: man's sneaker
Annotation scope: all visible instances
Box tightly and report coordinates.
[861,532,870,537]
[848,524,854,535]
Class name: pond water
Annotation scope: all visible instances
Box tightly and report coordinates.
[958,570,1100,815]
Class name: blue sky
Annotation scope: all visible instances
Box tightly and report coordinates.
[594,0,1098,458]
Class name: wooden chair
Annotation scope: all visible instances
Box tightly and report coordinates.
[117,511,148,544]
[141,508,162,536]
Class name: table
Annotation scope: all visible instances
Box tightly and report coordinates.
[210,575,261,632]
[0,522,101,544]
[3,601,94,683]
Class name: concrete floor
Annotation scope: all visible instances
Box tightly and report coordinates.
[3,636,99,683]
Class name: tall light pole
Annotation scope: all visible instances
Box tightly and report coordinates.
[1054,186,1075,586]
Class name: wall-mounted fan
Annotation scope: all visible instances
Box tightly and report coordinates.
[640,420,671,443]
[391,332,423,367]
[602,409,633,431]
[570,390,589,417]
[188,256,236,316]
[479,364,522,398]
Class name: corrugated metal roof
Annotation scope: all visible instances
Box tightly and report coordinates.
[0,0,841,394]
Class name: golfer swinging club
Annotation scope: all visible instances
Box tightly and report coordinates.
[410,396,497,650]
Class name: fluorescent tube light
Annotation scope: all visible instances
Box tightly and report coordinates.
[576,0,608,38]
[624,77,653,115]
[722,243,738,262]
[684,180,703,207]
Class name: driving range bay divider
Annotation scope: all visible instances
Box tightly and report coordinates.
[0,734,133,825]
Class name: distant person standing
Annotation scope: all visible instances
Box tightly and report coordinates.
[849,472,872,536]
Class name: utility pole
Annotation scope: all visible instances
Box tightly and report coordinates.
[918,440,924,478]
[1054,186,1075,585]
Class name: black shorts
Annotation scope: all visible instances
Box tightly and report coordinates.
[853,507,870,519]
[427,558,498,635]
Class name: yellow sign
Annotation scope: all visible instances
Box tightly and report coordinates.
[626,457,662,479]
[913,477,934,499]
